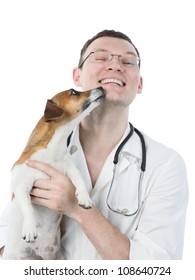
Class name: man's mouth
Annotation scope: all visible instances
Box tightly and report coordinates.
[99,78,126,87]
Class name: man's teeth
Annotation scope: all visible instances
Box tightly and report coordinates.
[100,78,124,86]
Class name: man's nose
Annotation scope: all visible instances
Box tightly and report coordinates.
[106,55,123,71]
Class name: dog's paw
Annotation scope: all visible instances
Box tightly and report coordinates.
[76,190,92,209]
[22,219,38,243]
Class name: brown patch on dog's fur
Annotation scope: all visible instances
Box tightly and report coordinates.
[14,89,92,166]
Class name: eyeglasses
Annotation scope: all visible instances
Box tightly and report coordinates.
[79,50,140,68]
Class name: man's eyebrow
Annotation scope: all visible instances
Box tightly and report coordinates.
[93,48,137,56]
[126,51,137,57]
[93,48,108,52]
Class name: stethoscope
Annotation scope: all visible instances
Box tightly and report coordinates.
[106,122,146,216]
[67,122,146,217]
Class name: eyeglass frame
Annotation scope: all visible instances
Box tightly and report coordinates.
[78,50,141,69]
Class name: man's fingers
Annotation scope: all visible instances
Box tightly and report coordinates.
[26,159,72,190]
[31,184,50,196]
[33,179,52,189]
[25,159,60,178]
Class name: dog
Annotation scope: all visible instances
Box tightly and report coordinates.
[2,87,104,259]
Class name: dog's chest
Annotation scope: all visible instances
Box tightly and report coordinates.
[30,126,70,163]
[47,125,70,156]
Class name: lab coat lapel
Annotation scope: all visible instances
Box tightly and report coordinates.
[69,124,143,196]
[104,132,143,215]
[92,147,118,193]
[69,127,93,192]
[93,126,142,194]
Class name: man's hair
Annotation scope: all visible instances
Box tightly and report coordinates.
[78,29,141,68]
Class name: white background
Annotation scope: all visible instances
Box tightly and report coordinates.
[0,0,194,261]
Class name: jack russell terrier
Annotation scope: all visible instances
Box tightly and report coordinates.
[2,87,104,259]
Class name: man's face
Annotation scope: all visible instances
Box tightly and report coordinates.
[73,37,143,107]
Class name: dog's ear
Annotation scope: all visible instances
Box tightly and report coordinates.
[44,99,64,122]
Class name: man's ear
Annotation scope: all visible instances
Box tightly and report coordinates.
[72,67,82,87]
[137,76,143,94]
[44,99,64,122]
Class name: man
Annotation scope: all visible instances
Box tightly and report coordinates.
[0,30,188,259]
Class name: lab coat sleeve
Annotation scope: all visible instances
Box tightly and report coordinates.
[129,152,189,259]
[0,202,11,250]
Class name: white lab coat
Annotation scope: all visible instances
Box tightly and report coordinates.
[0,125,188,259]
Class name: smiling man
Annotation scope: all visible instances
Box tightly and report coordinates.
[0,30,188,260]
[75,34,142,108]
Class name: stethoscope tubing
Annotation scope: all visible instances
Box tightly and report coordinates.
[106,122,146,216]
[113,123,146,171]
[67,122,147,216]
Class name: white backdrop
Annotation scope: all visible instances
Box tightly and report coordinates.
[0,0,194,261]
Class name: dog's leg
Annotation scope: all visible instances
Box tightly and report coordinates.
[11,164,47,242]
[14,186,38,242]
[64,159,92,208]
[3,200,62,259]
[2,199,39,259]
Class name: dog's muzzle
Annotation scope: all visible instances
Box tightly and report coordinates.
[83,87,105,110]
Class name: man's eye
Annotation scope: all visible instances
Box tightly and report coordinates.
[122,61,135,66]
[96,57,106,61]
[95,53,107,61]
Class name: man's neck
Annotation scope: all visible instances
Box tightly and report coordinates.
[80,112,129,153]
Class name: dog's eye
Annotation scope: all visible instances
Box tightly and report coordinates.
[71,89,80,96]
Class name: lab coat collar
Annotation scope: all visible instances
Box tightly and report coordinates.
[69,123,143,191]
[122,123,142,160]
[69,123,142,160]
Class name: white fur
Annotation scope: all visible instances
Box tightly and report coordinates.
[2,88,103,259]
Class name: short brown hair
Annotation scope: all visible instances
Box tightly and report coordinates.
[78,29,141,68]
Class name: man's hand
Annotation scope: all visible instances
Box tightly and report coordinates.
[26,160,80,218]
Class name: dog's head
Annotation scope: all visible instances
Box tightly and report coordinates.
[44,87,104,124]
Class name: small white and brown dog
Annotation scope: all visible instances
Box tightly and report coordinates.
[2,87,104,259]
